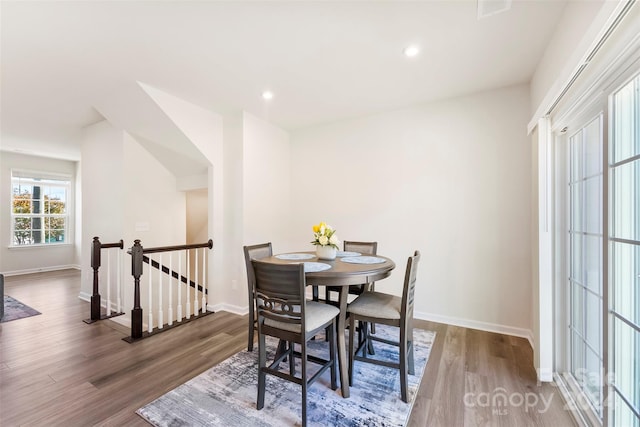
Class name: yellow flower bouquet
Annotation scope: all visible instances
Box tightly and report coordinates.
[311,221,340,249]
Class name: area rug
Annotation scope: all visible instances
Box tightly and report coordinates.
[137,325,435,427]
[1,295,41,323]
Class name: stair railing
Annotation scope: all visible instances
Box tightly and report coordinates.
[84,237,125,324]
[125,238,213,342]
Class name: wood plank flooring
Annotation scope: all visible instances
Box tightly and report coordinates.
[0,270,577,426]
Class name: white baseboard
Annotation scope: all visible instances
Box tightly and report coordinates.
[206,304,535,350]
[109,315,131,327]
[78,291,130,326]
[208,302,248,316]
[537,367,554,382]
[3,264,81,276]
[205,304,535,348]
[78,291,91,302]
[414,310,535,349]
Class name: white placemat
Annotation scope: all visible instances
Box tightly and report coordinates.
[275,253,315,260]
[303,262,332,272]
[340,256,386,264]
[336,251,361,257]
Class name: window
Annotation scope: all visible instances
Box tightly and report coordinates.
[10,171,71,246]
[568,114,604,418]
[610,74,640,427]
[556,71,640,427]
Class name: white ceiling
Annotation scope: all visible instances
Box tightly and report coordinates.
[0,0,568,161]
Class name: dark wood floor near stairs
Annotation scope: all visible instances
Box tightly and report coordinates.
[0,270,576,426]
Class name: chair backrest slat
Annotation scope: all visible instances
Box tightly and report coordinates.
[344,241,377,255]
[252,260,306,330]
[244,243,273,287]
[401,250,421,321]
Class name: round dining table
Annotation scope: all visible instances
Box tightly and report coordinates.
[261,251,396,398]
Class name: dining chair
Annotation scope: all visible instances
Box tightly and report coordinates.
[326,240,378,339]
[347,250,421,403]
[325,240,378,302]
[252,259,339,427]
[243,243,273,351]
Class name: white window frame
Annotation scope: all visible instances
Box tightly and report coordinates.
[10,169,72,248]
[551,62,640,427]
[608,72,640,427]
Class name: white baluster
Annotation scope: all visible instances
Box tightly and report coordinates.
[168,253,174,326]
[201,247,207,313]
[177,251,183,322]
[106,250,112,316]
[117,247,122,313]
[158,253,164,329]
[194,248,199,314]
[186,250,191,318]
[148,259,153,333]
[208,242,213,315]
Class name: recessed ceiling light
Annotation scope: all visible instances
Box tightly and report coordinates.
[262,91,273,100]
[403,45,420,58]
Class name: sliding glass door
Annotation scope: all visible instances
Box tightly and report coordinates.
[610,73,640,427]
[568,114,605,419]
[561,72,640,427]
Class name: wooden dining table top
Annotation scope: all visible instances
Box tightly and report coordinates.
[262,251,396,286]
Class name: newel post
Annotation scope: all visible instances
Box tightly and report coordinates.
[131,239,144,340]
[90,236,102,322]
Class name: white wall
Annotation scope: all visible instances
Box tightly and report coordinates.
[290,84,533,336]
[0,151,78,274]
[80,122,187,324]
[225,113,292,312]
[529,0,607,115]
[186,189,208,245]
[80,121,125,298]
[221,113,245,307]
[122,132,186,248]
[242,112,292,250]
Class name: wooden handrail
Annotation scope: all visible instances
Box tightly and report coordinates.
[125,239,214,342]
[142,239,213,254]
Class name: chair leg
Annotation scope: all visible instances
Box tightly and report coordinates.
[348,315,355,386]
[408,341,415,375]
[366,322,375,355]
[360,321,375,357]
[409,326,415,374]
[289,342,295,376]
[257,332,267,409]
[399,326,408,403]
[356,320,366,356]
[247,305,254,352]
[369,283,376,334]
[329,321,337,390]
[301,343,308,427]
[312,285,319,302]
[356,318,375,355]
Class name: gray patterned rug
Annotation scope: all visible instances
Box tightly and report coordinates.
[1,296,41,323]
[137,325,435,426]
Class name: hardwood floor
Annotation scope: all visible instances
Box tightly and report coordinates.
[0,270,577,426]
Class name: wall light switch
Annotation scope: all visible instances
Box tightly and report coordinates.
[135,221,150,232]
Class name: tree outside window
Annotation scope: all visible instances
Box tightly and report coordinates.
[11,172,70,246]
